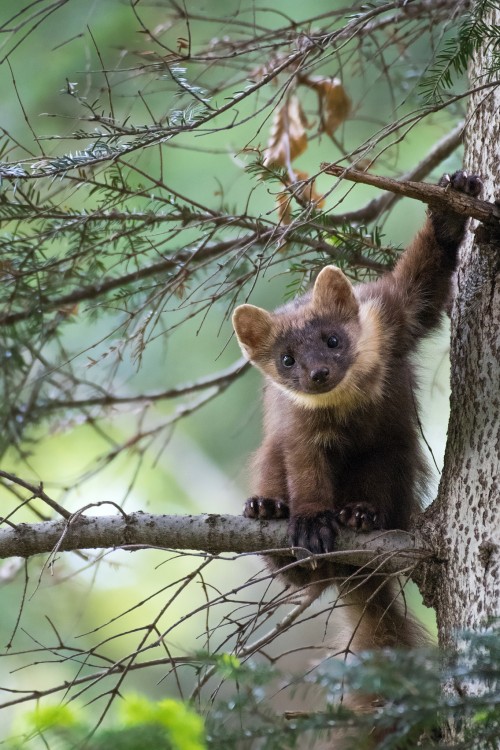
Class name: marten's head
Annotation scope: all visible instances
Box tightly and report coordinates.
[232,266,385,410]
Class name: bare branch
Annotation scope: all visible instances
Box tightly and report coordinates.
[38,357,248,411]
[0,511,432,572]
[321,164,500,224]
[325,121,465,225]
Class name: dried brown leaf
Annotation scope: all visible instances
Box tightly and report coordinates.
[264,95,308,168]
[57,303,79,317]
[293,170,325,208]
[277,191,292,225]
[277,170,325,226]
[305,76,351,136]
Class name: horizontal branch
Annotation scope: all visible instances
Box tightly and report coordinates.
[0,221,389,328]
[0,511,433,574]
[39,357,248,411]
[0,1,455,182]
[0,237,249,327]
[321,165,500,224]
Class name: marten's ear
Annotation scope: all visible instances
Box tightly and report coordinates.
[232,304,273,360]
[312,265,358,317]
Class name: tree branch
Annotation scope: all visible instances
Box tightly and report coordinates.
[37,357,249,411]
[324,122,464,225]
[0,1,460,181]
[0,237,254,327]
[0,511,433,573]
[321,164,500,224]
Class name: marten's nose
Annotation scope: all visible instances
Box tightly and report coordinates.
[311,366,329,384]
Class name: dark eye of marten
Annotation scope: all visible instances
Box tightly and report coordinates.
[327,335,339,348]
[282,354,295,368]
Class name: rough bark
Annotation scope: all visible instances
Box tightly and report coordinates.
[0,511,429,574]
[321,164,500,224]
[423,0,500,675]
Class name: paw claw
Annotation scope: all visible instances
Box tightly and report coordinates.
[336,502,384,532]
[447,170,482,197]
[243,496,289,520]
[289,510,338,556]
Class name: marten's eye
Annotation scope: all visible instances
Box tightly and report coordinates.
[327,335,339,348]
[282,354,295,368]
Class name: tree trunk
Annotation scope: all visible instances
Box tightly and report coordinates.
[424,0,500,710]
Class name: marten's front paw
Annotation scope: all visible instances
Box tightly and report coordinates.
[335,502,383,531]
[432,170,482,248]
[244,496,290,519]
[439,170,482,198]
[288,510,338,556]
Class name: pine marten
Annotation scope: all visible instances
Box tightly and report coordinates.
[232,171,482,650]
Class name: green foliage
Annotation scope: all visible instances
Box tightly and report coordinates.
[120,695,205,750]
[6,695,205,750]
[87,726,175,750]
[5,627,499,749]
[207,627,500,750]
[420,0,500,103]
[27,703,82,733]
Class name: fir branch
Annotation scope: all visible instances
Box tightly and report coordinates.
[420,0,500,103]
[0,236,262,327]
[0,0,465,181]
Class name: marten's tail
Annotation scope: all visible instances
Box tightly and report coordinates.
[313,570,428,749]
[336,568,428,652]
[268,564,427,748]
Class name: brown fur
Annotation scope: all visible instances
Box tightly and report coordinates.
[232,172,481,657]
